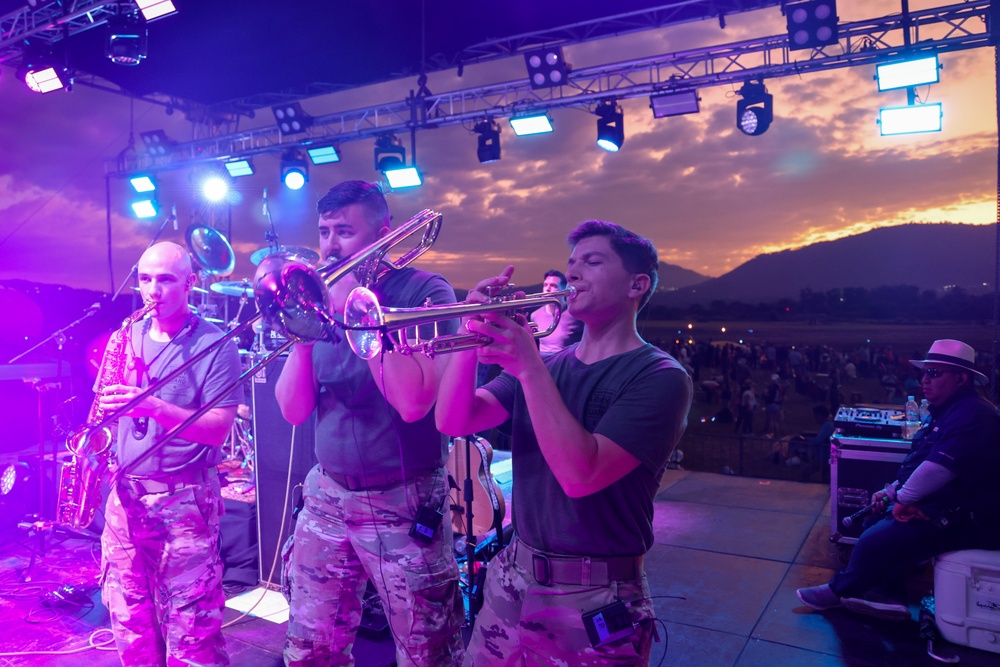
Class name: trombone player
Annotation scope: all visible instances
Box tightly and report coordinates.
[275,181,465,666]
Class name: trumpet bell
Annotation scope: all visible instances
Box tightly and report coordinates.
[253,252,331,343]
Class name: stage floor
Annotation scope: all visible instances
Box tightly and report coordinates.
[0,469,997,666]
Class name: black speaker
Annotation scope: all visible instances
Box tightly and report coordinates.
[251,356,317,586]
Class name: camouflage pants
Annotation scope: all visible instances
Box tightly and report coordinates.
[283,464,465,667]
[464,539,655,667]
[101,471,228,667]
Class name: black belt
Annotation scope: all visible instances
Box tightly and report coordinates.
[321,466,439,491]
[515,539,643,587]
[122,466,215,496]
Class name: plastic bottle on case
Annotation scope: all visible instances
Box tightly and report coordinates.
[904,396,919,440]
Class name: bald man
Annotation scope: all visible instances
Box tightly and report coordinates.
[97,241,243,666]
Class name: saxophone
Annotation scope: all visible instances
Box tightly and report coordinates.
[56,301,156,530]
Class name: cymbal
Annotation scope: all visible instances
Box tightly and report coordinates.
[210,280,254,298]
[187,225,236,276]
[250,245,319,266]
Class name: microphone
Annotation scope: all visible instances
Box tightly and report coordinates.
[262,187,269,216]
[86,302,101,313]
[171,203,178,230]
[842,502,879,529]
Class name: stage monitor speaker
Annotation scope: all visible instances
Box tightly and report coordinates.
[251,356,317,587]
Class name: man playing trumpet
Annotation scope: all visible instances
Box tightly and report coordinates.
[275,181,464,666]
[437,221,693,666]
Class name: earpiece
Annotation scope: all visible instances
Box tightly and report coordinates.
[632,283,640,290]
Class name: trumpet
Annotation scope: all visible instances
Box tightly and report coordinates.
[344,285,576,359]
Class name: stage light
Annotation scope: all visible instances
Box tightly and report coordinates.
[524,46,569,89]
[18,59,68,93]
[878,103,942,136]
[140,130,175,157]
[474,120,501,163]
[131,199,159,218]
[595,100,624,152]
[373,135,421,188]
[280,150,309,190]
[129,175,156,193]
[649,90,700,118]
[272,102,313,134]
[736,80,773,136]
[373,134,406,172]
[0,462,33,530]
[201,175,229,202]
[875,55,940,92]
[306,144,340,165]
[106,12,147,66]
[509,113,553,136]
[785,0,838,51]
[135,0,177,22]
[223,159,255,177]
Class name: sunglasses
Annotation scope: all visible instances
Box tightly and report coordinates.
[921,367,957,379]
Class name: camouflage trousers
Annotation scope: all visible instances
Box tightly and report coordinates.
[464,538,656,667]
[283,464,465,667]
[101,469,228,667]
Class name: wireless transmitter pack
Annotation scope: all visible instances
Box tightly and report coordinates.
[409,491,449,545]
[582,600,637,648]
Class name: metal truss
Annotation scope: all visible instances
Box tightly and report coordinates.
[106,1,994,177]
[0,1,116,64]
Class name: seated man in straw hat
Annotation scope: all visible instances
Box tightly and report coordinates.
[796,339,1000,621]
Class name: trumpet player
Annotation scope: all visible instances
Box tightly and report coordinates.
[275,181,464,666]
[530,269,582,355]
[436,221,693,666]
[97,241,243,666]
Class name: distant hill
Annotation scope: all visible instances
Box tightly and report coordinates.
[656,223,996,307]
[658,262,708,291]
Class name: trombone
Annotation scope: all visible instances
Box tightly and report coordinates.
[90,209,443,472]
[344,285,576,359]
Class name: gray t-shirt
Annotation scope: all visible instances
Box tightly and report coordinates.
[312,267,457,476]
[484,343,692,556]
[115,316,244,477]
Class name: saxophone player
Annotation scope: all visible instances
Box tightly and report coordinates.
[96,241,243,666]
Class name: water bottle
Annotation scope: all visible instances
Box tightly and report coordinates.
[919,398,930,426]
[904,395,919,440]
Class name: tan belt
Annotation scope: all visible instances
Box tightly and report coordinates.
[514,539,643,587]
[321,466,439,491]
[122,466,215,496]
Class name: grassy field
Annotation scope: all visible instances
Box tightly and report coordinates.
[637,319,998,353]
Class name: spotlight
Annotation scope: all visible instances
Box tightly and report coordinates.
[280,150,309,190]
[306,144,340,165]
[129,175,156,193]
[0,462,34,529]
[474,120,501,163]
[509,113,553,137]
[785,0,838,51]
[649,90,700,118]
[18,53,68,94]
[736,80,773,136]
[135,0,177,22]
[875,55,940,92]
[106,12,147,66]
[272,102,313,134]
[373,135,421,188]
[201,175,230,202]
[524,46,569,89]
[131,199,159,218]
[878,103,942,136]
[595,100,624,152]
[223,158,254,177]
[140,130,175,157]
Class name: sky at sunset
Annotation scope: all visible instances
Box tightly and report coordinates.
[0,0,996,298]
